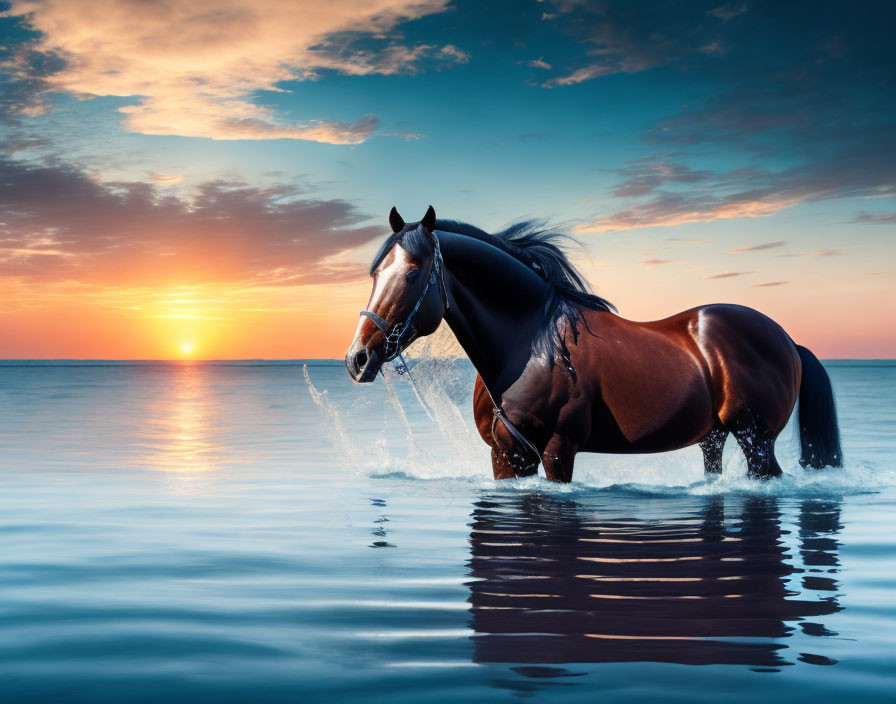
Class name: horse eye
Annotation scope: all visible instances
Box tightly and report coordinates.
[405,269,420,284]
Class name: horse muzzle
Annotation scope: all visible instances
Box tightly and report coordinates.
[345,343,381,383]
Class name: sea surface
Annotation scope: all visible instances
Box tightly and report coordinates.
[1,352,895,703]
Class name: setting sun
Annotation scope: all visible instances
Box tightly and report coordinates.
[180,342,194,356]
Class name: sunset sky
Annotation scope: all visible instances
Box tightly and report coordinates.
[1,0,894,359]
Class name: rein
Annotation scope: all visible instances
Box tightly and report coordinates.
[488,393,543,463]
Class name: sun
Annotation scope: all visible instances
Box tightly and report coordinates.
[180,342,194,356]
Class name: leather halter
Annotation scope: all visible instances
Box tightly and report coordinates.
[359,231,449,363]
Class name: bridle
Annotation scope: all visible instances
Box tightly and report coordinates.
[359,230,449,366]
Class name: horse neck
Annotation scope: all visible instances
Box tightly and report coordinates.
[437,232,548,399]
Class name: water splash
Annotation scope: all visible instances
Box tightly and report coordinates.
[396,360,437,423]
[303,364,363,465]
[304,326,489,479]
[305,331,893,497]
[399,325,486,471]
[383,371,423,459]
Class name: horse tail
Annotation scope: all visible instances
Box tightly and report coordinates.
[796,344,842,468]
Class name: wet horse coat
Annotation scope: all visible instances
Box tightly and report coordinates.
[346,207,842,482]
[473,304,803,481]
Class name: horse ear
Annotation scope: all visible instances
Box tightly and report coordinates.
[389,207,405,233]
[421,205,436,232]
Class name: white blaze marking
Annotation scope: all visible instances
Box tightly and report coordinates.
[368,245,413,316]
[352,245,414,348]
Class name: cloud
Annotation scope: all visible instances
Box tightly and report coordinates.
[551,2,895,231]
[698,41,725,56]
[2,0,461,142]
[544,59,650,87]
[148,172,184,186]
[579,158,805,231]
[438,45,470,64]
[853,211,896,224]
[641,259,672,265]
[0,43,65,122]
[540,0,730,87]
[526,58,552,70]
[0,156,381,286]
[753,281,789,287]
[808,249,844,257]
[703,270,752,279]
[778,247,863,258]
[171,113,383,145]
[576,192,801,232]
[727,241,787,254]
[610,161,717,198]
[639,4,896,153]
[578,135,896,232]
[708,3,747,21]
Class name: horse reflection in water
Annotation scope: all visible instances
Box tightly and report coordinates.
[467,494,842,669]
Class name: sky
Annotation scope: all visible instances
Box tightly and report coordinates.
[0,0,894,359]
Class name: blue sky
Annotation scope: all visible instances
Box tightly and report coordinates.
[0,0,894,357]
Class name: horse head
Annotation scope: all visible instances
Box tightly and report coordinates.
[345,206,449,382]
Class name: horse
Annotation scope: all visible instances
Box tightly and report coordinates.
[345,206,842,482]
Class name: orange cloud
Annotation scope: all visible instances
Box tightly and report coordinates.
[0,156,379,286]
[5,0,459,143]
[702,270,753,279]
[727,241,788,254]
[575,195,803,233]
[148,172,184,186]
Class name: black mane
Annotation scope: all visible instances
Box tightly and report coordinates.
[370,218,615,365]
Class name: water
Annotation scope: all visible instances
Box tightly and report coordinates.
[1,354,895,702]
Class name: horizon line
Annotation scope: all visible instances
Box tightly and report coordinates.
[1,357,893,363]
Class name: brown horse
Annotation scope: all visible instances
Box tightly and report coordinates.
[346,206,842,482]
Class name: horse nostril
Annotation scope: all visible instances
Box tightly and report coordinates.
[354,350,368,369]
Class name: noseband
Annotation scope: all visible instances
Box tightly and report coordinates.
[359,232,449,364]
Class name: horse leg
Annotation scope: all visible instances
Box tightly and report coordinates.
[542,435,576,483]
[729,416,782,479]
[698,423,728,474]
[491,445,538,480]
